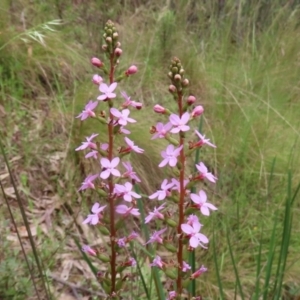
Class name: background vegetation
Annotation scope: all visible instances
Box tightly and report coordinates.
[0,0,300,299]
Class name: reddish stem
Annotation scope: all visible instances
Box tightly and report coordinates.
[176,90,185,296]
[108,53,116,294]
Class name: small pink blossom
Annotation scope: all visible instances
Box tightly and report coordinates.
[191,105,204,117]
[85,150,98,159]
[83,203,106,225]
[167,291,176,300]
[114,182,141,202]
[127,231,138,241]
[124,137,144,153]
[101,143,109,151]
[110,108,136,126]
[127,257,136,267]
[120,127,131,135]
[151,122,172,140]
[125,65,138,75]
[169,112,190,133]
[146,228,167,244]
[122,162,141,183]
[97,82,117,101]
[159,145,183,168]
[76,101,98,121]
[121,91,143,109]
[149,179,174,200]
[191,190,217,216]
[171,178,189,193]
[187,214,200,226]
[82,245,97,256]
[92,74,103,85]
[75,134,98,151]
[100,157,121,179]
[182,261,191,272]
[116,204,140,216]
[196,162,217,183]
[190,265,208,279]
[150,255,164,269]
[195,130,216,148]
[79,174,98,191]
[153,104,166,114]
[145,203,165,224]
[117,238,126,247]
[181,221,209,249]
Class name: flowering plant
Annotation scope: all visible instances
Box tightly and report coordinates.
[76,20,217,299]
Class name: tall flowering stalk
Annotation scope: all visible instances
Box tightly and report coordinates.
[148,57,217,299]
[76,20,141,298]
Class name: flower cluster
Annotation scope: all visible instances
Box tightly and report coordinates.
[76,20,141,297]
[76,21,218,300]
[147,57,218,297]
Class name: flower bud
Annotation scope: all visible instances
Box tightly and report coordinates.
[125,65,138,76]
[174,74,181,81]
[168,72,173,79]
[113,32,118,39]
[191,105,204,117]
[91,57,103,68]
[102,44,108,51]
[168,85,177,93]
[190,265,207,279]
[153,104,166,114]
[116,42,121,47]
[182,78,189,87]
[114,48,122,56]
[106,37,112,44]
[187,95,196,105]
[92,74,103,85]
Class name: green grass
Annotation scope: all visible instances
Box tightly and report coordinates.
[0,0,300,299]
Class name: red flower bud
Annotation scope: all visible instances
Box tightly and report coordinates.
[187,95,196,105]
[125,65,138,76]
[153,104,166,114]
[191,105,204,117]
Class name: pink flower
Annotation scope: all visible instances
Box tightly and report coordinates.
[169,112,190,133]
[110,108,136,126]
[128,231,139,241]
[150,255,164,269]
[190,265,208,279]
[190,190,217,216]
[83,203,106,225]
[125,65,138,76]
[187,214,200,226]
[85,150,98,159]
[91,57,103,68]
[114,182,141,202]
[124,137,144,153]
[78,174,98,191]
[149,179,174,200]
[181,221,209,249]
[171,178,189,193]
[151,122,172,140]
[117,238,126,247]
[75,134,98,151]
[167,291,176,300]
[153,104,166,114]
[100,157,121,179]
[122,162,141,183]
[196,162,217,183]
[182,261,191,272]
[145,203,165,223]
[116,204,140,216]
[76,100,98,121]
[121,91,143,109]
[97,82,117,101]
[146,228,167,244]
[82,245,97,256]
[191,105,204,117]
[159,145,183,168]
[195,130,216,148]
[92,74,103,85]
